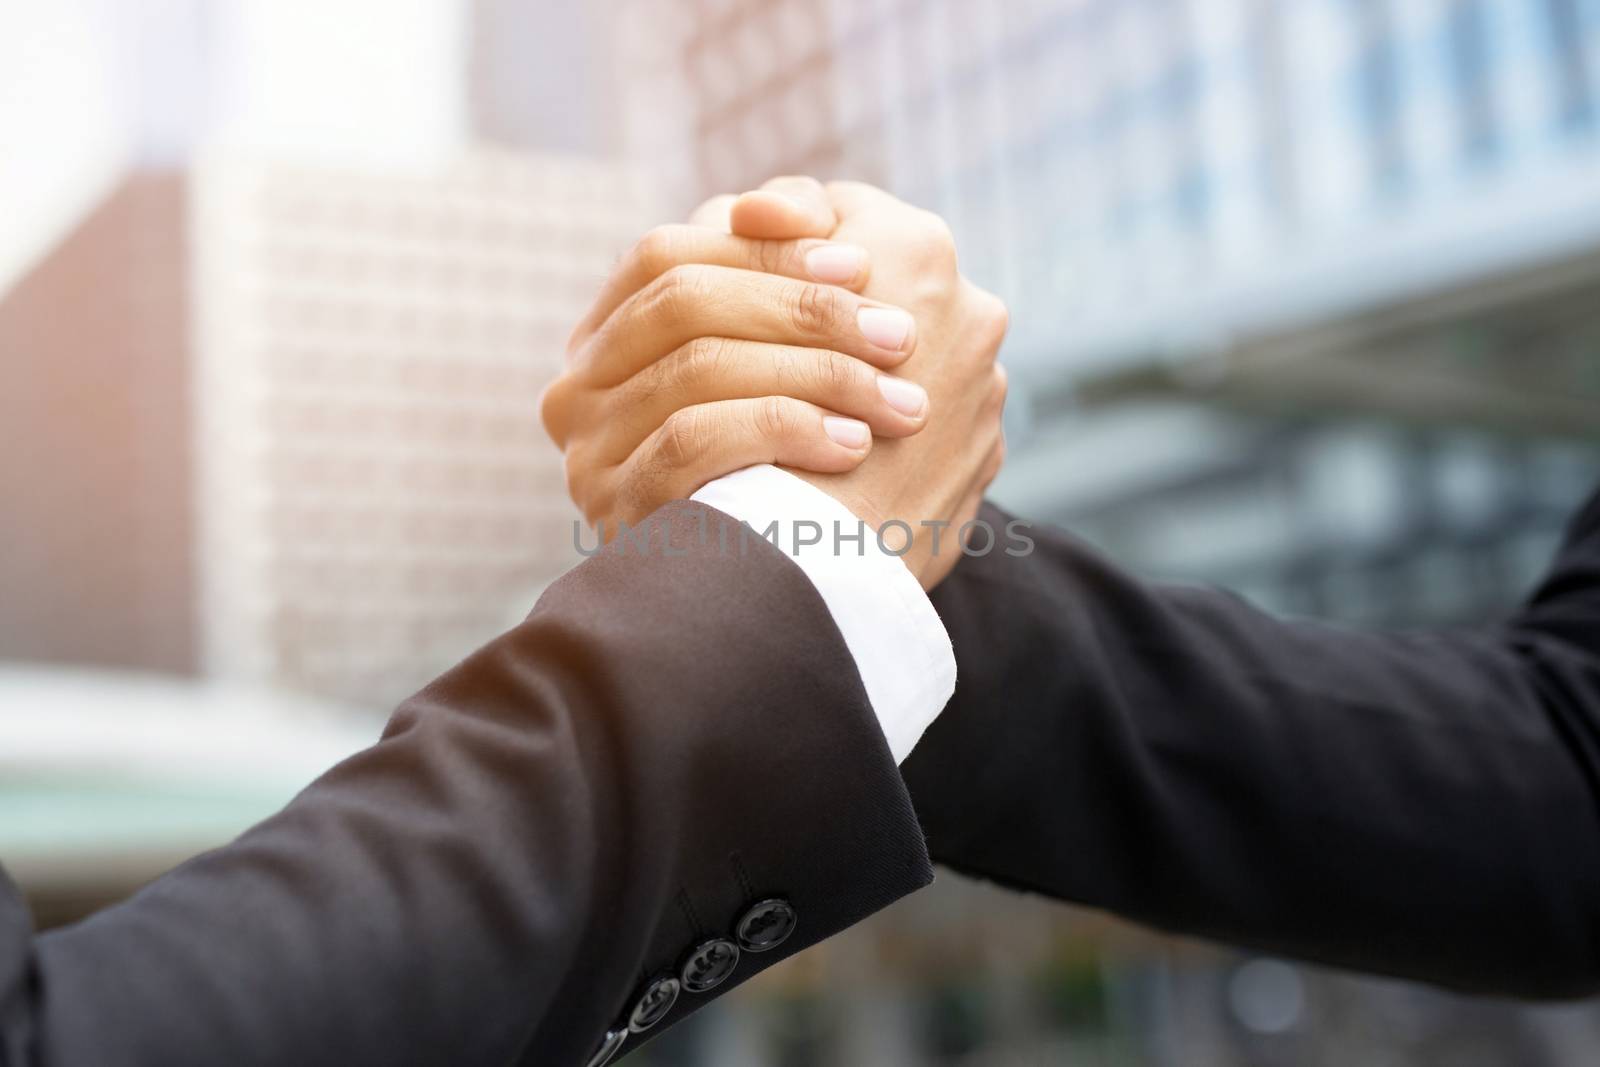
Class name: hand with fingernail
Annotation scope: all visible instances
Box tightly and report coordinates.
[733,178,1010,590]
[541,176,1007,589]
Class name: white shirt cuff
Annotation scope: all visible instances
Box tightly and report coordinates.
[691,464,956,763]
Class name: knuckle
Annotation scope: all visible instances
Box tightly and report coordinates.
[984,441,1005,485]
[990,363,1009,407]
[754,395,794,440]
[816,351,860,397]
[678,336,731,387]
[632,225,683,278]
[980,292,1010,347]
[787,281,846,337]
[958,283,1008,356]
[657,407,703,470]
[627,355,666,400]
[618,395,657,449]
[770,346,801,392]
[752,237,789,277]
[537,378,568,444]
[917,208,954,241]
[648,263,707,322]
[912,210,958,269]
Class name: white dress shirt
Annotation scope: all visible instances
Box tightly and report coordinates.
[692,464,956,763]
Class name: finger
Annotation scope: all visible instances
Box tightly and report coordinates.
[588,339,928,463]
[988,361,1009,416]
[615,397,872,524]
[579,263,917,386]
[569,224,872,348]
[978,427,1006,488]
[687,193,736,231]
[923,433,1005,589]
[960,435,1007,528]
[729,175,837,240]
[537,374,578,447]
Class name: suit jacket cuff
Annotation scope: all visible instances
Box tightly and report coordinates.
[693,464,957,762]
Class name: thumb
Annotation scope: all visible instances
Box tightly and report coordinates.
[729,175,837,240]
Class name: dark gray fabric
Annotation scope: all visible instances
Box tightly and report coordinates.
[1,501,933,1066]
[908,487,1600,998]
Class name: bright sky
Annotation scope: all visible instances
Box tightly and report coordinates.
[0,0,472,298]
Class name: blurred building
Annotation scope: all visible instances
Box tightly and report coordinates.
[0,174,193,673]
[616,0,1600,354]
[1,0,651,708]
[191,152,644,706]
[0,155,646,711]
[0,150,643,710]
[0,1,655,960]
[613,0,1600,623]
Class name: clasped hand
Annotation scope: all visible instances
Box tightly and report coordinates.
[540,177,1009,590]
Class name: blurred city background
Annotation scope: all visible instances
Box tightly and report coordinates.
[3,0,1599,1063]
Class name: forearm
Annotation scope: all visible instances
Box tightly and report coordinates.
[907,501,1600,997]
[3,503,932,1066]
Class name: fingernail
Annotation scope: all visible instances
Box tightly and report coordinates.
[804,243,866,284]
[876,375,927,417]
[857,306,913,351]
[823,415,870,449]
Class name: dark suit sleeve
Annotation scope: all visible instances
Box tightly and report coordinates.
[0,501,932,1067]
[905,488,1600,998]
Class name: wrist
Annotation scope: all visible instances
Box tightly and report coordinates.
[791,471,888,544]
[791,470,937,588]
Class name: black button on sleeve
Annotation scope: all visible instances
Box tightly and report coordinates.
[680,937,740,993]
[627,975,680,1033]
[585,1028,627,1067]
[735,898,797,953]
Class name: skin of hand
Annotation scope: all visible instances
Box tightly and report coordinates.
[719,177,1010,590]
[545,175,1008,590]
[539,213,935,532]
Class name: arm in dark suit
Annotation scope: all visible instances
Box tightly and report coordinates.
[0,502,932,1067]
[905,488,1600,997]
